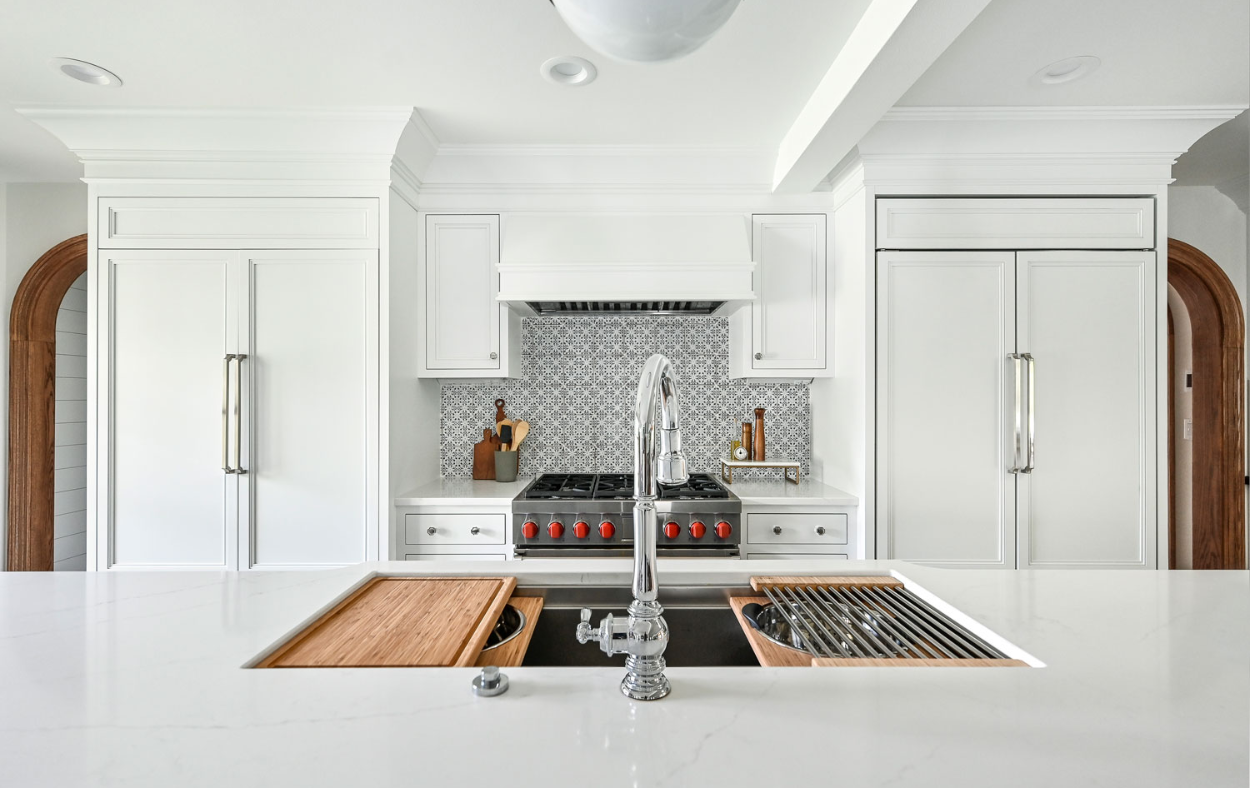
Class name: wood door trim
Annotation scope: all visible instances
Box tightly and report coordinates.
[6,235,88,571]
[1167,238,1246,570]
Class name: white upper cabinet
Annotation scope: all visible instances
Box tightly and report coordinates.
[730,214,830,378]
[876,198,1155,250]
[420,214,519,377]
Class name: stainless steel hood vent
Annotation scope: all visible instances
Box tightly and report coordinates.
[526,300,724,316]
[498,214,755,313]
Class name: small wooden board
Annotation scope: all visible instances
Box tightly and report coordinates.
[258,577,516,668]
[750,576,902,591]
[474,595,544,668]
[730,596,811,667]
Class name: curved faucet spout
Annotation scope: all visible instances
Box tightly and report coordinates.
[632,354,689,603]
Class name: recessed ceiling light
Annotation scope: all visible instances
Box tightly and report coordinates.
[50,57,123,87]
[1032,56,1100,86]
[540,55,597,86]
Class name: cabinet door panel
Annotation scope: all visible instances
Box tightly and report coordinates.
[751,215,826,369]
[425,215,500,370]
[877,252,1016,567]
[243,251,377,567]
[107,252,235,567]
[1017,252,1154,568]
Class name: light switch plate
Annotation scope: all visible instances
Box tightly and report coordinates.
[1183,419,1193,440]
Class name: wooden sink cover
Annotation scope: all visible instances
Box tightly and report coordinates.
[258,576,516,668]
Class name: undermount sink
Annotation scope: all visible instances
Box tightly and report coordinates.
[515,585,760,668]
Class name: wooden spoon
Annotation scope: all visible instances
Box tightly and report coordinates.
[511,420,530,451]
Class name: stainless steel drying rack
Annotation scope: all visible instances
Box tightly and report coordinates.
[759,583,1011,661]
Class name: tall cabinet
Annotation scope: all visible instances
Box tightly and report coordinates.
[96,199,381,570]
[875,198,1158,569]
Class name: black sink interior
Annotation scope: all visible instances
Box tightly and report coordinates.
[522,605,760,668]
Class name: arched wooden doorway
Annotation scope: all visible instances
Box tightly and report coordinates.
[1167,238,1246,570]
[6,234,87,571]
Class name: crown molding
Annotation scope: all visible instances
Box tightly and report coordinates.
[433,143,769,158]
[883,105,1247,123]
[16,105,424,185]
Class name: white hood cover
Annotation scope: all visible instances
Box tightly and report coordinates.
[497,214,755,313]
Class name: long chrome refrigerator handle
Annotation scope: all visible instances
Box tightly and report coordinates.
[222,354,236,474]
[1022,353,1035,473]
[1008,353,1024,474]
[233,354,247,475]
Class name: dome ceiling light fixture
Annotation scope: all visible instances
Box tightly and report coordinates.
[1032,55,1101,86]
[549,0,743,64]
[50,57,123,87]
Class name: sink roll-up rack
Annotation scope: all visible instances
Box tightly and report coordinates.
[732,577,1028,667]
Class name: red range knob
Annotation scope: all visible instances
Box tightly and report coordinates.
[599,521,616,539]
[663,521,681,539]
[548,521,565,539]
[573,521,590,539]
[689,521,706,539]
[521,521,539,539]
[715,521,733,539]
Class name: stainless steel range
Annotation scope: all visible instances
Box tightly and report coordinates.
[512,472,741,558]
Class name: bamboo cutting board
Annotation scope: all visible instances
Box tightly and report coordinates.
[258,577,516,668]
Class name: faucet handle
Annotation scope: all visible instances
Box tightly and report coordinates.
[576,608,599,644]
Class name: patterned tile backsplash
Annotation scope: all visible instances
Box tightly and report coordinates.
[440,316,810,479]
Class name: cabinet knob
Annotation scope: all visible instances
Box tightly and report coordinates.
[470,526,481,536]
[815,526,826,536]
[754,352,763,361]
[426,526,437,536]
[772,525,782,535]
[489,351,498,360]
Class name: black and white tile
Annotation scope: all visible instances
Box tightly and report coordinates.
[441,316,810,479]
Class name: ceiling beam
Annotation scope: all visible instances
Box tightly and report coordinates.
[771,0,993,193]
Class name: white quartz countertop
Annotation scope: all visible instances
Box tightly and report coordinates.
[2,560,1245,787]
[394,475,535,506]
[721,477,858,506]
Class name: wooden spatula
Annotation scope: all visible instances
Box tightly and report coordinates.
[496,418,514,450]
[511,420,530,451]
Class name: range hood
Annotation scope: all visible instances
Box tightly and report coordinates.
[497,214,755,315]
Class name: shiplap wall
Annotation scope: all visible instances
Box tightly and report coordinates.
[53,272,88,570]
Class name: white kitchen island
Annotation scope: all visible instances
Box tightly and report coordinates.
[1,559,1245,787]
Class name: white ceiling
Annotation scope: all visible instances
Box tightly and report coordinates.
[899,0,1249,107]
[0,0,871,181]
[2,0,1247,184]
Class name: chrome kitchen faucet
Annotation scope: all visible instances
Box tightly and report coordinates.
[575,353,688,700]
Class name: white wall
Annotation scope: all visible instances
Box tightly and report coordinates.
[1167,284,1194,569]
[1,182,88,569]
[1168,185,1248,318]
[53,272,87,569]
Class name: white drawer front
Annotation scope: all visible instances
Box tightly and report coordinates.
[404,553,507,561]
[99,198,379,249]
[876,198,1155,251]
[404,514,507,546]
[747,513,848,545]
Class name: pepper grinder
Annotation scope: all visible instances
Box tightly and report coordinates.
[753,408,766,462]
[741,421,754,461]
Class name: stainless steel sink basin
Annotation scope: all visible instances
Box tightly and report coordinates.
[514,585,759,668]
[481,604,527,652]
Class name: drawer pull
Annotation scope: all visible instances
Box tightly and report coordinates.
[470,526,481,536]
[815,526,826,536]
[772,525,782,535]
[426,526,436,536]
